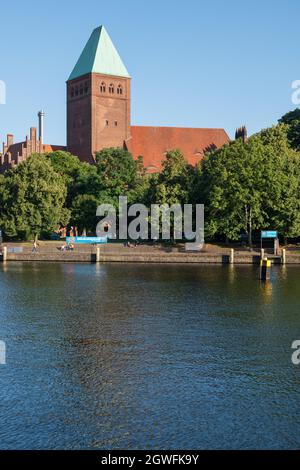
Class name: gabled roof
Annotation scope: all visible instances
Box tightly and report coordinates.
[68,26,130,81]
[128,126,230,172]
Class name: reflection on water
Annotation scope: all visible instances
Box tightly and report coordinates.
[0,262,299,450]
[259,280,273,304]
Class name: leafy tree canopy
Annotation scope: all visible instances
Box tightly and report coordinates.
[95,147,143,205]
[200,127,300,243]
[279,109,300,151]
[70,194,99,233]
[0,154,69,239]
[146,149,194,206]
[44,151,98,206]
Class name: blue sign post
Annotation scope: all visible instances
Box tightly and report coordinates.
[261,231,278,239]
[261,231,279,255]
[66,236,108,244]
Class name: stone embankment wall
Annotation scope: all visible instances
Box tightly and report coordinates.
[1,247,299,264]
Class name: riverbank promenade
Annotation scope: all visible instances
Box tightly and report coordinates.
[1,242,300,264]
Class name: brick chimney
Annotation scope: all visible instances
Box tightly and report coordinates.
[30,127,36,141]
[7,134,13,147]
[30,127,37,152]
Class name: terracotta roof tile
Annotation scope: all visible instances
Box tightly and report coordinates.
[128,126,229,172]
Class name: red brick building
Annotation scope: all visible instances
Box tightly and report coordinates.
[1,26,229,172]
[67,26,229,171]
[128,126,229,173]
[0,126,64,172]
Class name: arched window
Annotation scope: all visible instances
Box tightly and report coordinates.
[70,87,74,98]
[117,85,123,95]
[100,82,106,93]
[84,81,89,94]
[79,84,84,95]
[109,83,114,94]
[75,86,79,96]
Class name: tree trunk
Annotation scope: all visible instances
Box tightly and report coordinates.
[248,206,252,250]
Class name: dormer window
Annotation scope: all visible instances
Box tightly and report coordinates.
[100,82,106,93]
[109,83,114,94]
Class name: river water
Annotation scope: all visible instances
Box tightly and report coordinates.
[0,262,299,449]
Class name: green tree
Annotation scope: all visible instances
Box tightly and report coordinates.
[279,109,300,151]
[265,151,300,243]
[44,151,98,205]
[255,125,300,242]
[70,194,99,234]
[201,139,264,245]
[0,155,69,240]
[143,150,195,243]
[200,126,300,245]
[95,147,141,204]
[146,149,194,205]
[45,151,82,180]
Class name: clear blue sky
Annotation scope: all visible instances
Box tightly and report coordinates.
[0,0,299,146]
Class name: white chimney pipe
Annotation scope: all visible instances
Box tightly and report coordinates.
[38,110,45,146]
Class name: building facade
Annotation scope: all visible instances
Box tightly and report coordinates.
[0,126,64,172]
[1,26,230,172]
[67,26,229,171]
[67,26,131,164]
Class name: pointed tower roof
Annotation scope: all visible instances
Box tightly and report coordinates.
[68,26,130,81]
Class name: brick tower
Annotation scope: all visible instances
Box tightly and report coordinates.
[67,26,131,163]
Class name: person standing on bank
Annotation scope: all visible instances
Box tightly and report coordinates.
[32,240,39,253]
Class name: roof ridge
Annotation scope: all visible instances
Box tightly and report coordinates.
[90,26,102,72]
[131,125,227,131]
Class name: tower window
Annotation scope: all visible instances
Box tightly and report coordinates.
[79,85,84,95]
[100,82,106,93]
[106,120,109,126]
[84,81,89,93]
[115,121,118,127]
[109,83,114,94]
[71,87,74,98]
[75,86,78,96]
[117,85,123,95]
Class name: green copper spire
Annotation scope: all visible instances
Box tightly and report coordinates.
[68,26,130,80]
